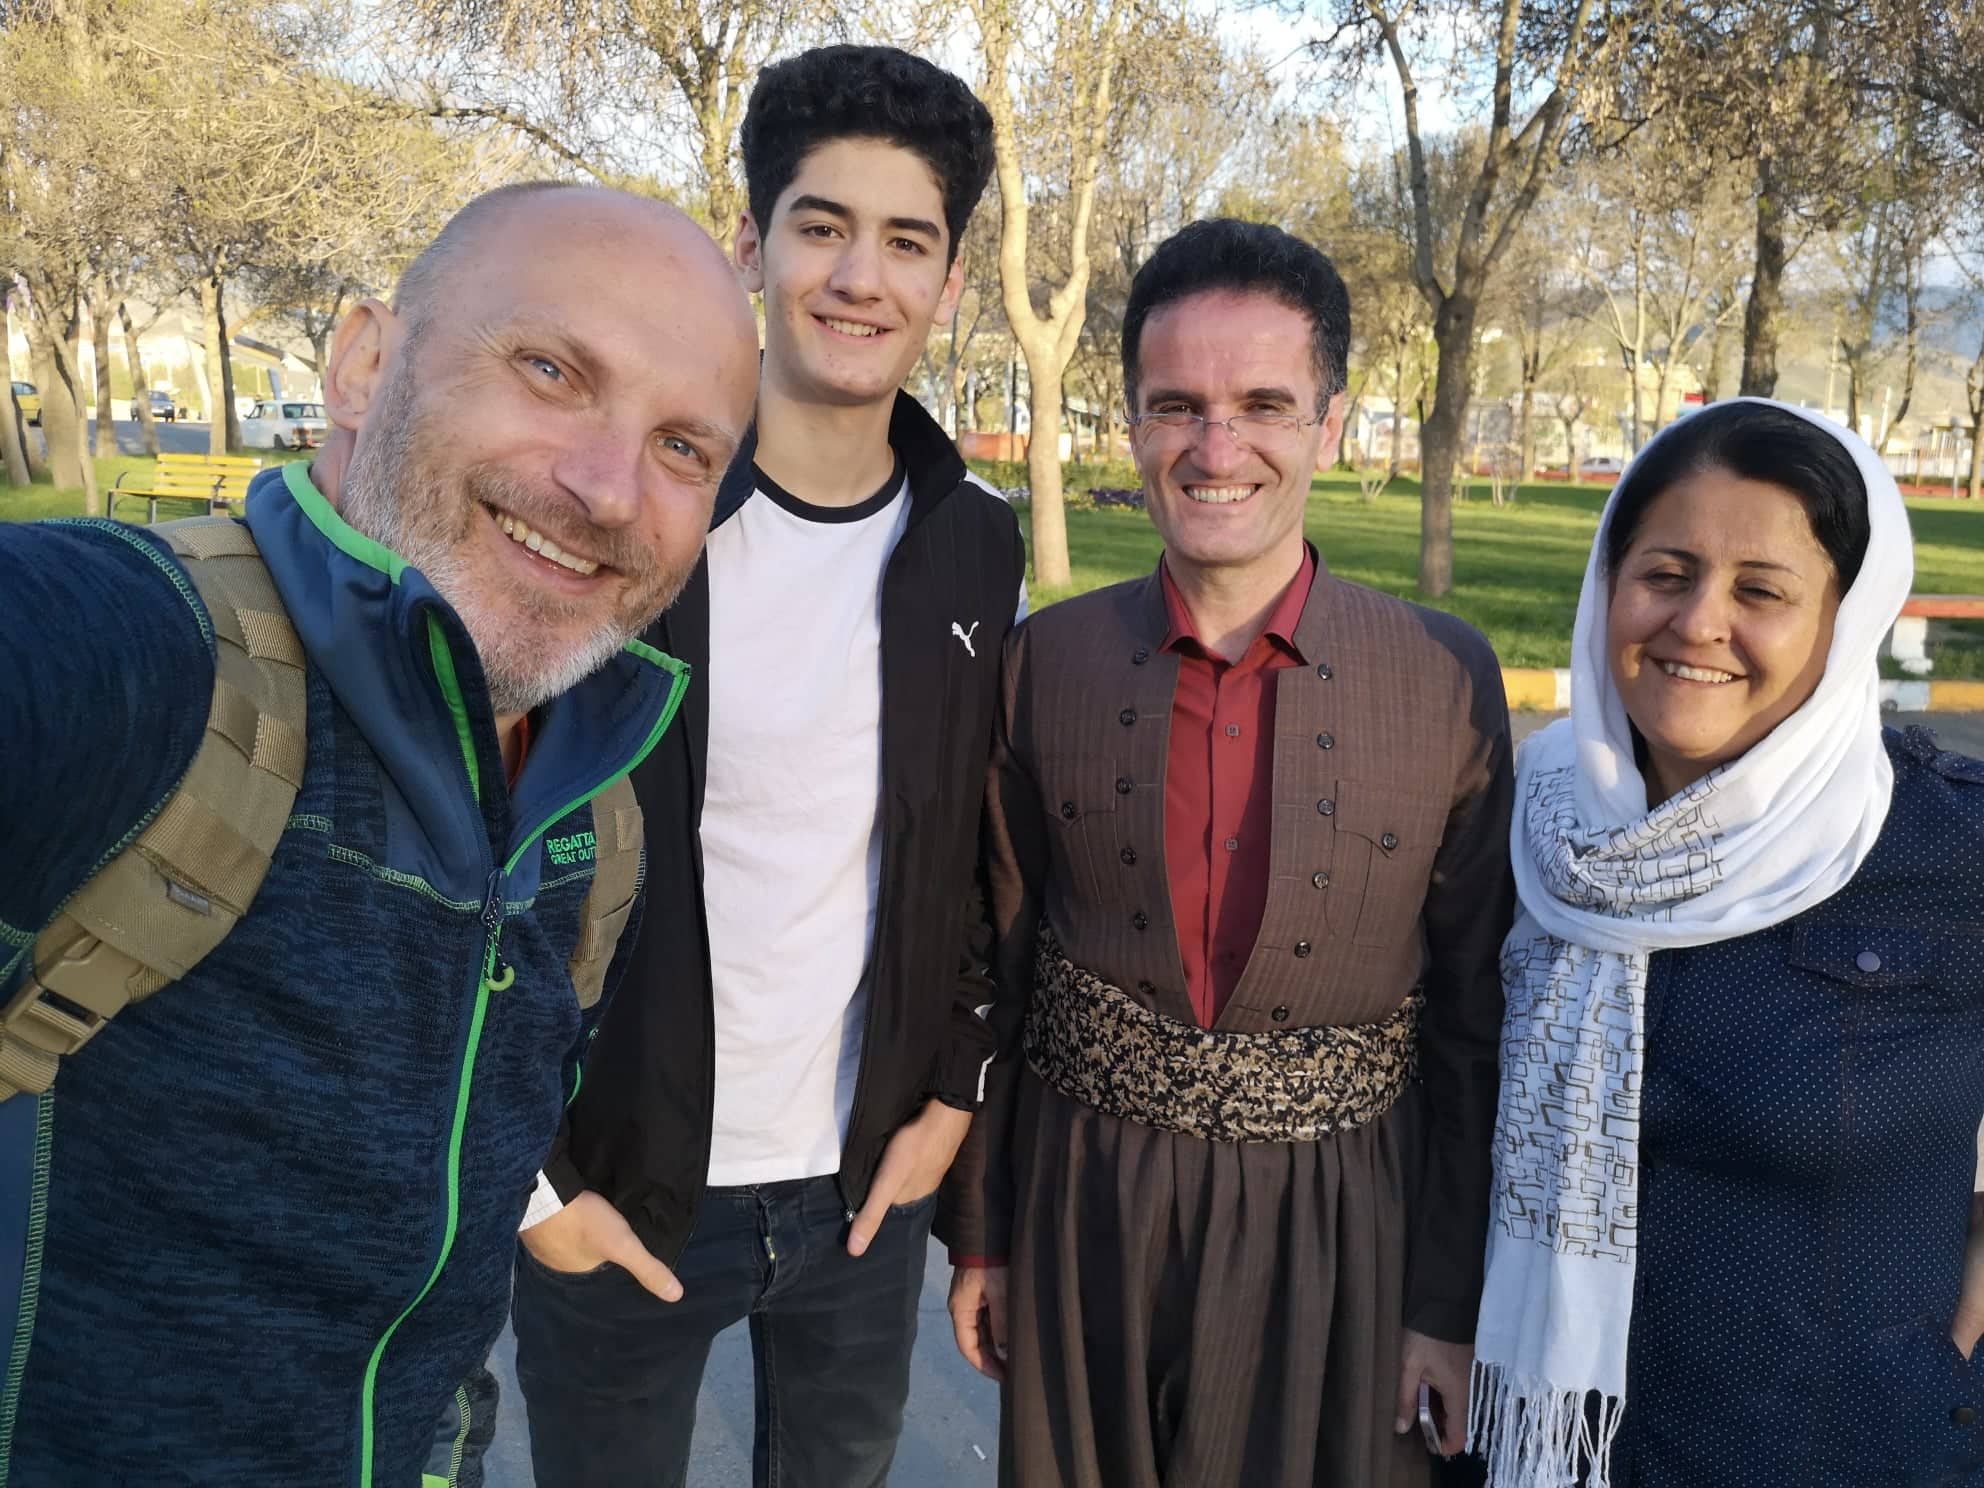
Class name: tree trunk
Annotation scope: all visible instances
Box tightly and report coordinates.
[1518,373,1537,477]
[1417,295,1478,597]
[31,310,97,511]
[1739,167,1788,398]
[119,301,160,456]
[0,290,30,487]
[218,281,241,454]
[309,329,331,402]
[1967,412,1982,502]
[201,276,227,456]
[1702,315,1727,404]
[1025,363,1069,590]
[1881,262,1920,455]
[1847,364,1863,440]
[90,290,116,458]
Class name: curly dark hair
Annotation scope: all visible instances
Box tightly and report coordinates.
[739,45,995,263]
[1121,219,1352,412]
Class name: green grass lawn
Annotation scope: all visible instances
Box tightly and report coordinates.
[9,457,1980,674]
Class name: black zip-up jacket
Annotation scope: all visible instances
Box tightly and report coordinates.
[541,392,1026,1260]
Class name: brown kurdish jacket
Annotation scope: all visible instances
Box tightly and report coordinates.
[937,552,1516,1340]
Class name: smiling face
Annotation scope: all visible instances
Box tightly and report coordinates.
[735,135,963,409]
[329,191,758,716]
[1606,466,1843,803]
[1129,288,1341,583]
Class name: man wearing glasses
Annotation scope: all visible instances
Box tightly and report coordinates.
[938,218,1514,1487]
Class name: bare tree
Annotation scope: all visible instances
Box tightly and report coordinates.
[1490,207,1580,477]
[967,0,1135,589]
[1824,103,1950,449]
[0,0,150,506]
[387,0,826,239]
[916,213,1006,437]
[1321,0,1631,595]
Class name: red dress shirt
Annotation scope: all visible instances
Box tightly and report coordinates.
[1160,549,1314,1027]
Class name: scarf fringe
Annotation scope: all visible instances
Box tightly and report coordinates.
[1467,1358,1623,1488]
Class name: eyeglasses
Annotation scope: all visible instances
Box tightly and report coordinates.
[1126,410,1325,453]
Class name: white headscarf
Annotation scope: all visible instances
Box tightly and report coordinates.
[1468,398,1915,1487]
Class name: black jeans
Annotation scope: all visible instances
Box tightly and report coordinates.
[512,1176,935,1488]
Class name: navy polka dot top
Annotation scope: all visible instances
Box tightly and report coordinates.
[1614,728,1984,1487]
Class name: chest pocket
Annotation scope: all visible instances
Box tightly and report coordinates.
[1030,749,1123,909]
[1787,921,1984,1022]
[1325,784,1449,949]
[565,778,644,1012]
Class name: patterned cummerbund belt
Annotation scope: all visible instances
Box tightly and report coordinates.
[1023,927,1422,1143]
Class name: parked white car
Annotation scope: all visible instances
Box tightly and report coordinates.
[240,399,329,450]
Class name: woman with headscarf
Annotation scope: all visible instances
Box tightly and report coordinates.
[1468,398,1984,1487]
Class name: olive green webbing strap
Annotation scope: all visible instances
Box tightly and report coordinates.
[566,778,642,1013]
[0,518,306,1099]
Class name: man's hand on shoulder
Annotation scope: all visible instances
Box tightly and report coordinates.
[846,1098,974,1257]
[520,1189,683,1302]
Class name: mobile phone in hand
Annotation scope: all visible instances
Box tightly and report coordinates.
[1417,1381,1448,1457]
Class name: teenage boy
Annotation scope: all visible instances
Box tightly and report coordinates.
[508,44,1022,1488]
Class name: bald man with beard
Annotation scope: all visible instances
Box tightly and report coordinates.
[0,184,757,1485]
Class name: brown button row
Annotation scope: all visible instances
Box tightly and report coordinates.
[1316,732,1334,750]
[1132,911,1149,930]
[1120,708,1137,726]
[1120,846,1137,865]
[1317,799,1334,816]
[1312,871,1330,889]
[1316,662,1333,680]
[1116,777,1134,795]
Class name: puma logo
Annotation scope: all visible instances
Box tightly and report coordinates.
[951,620,981,657]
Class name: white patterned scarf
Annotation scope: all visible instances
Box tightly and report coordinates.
[1468,400,1916,1486]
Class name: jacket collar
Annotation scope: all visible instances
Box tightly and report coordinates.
[710,389,968,533]
[243,462,685,900]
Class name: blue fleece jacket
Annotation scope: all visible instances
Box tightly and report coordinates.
[0,463,683,1485]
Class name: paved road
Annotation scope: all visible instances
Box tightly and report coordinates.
[83,417,227,457]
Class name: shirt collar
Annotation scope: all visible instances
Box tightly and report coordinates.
[1159,545,1317,664]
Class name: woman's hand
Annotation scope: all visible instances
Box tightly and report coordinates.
[1953,1193,1984,1360]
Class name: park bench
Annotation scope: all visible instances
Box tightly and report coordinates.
[109,453,264,525]
[1889,595,1984,675]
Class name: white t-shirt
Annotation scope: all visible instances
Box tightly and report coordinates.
[699,465,911,1186]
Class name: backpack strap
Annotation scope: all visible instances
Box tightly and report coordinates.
[566,776,643,1012]
[0,517,306,1100]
